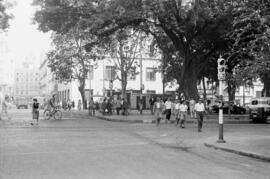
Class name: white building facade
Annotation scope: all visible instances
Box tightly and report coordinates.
[39,59,57,98]
[57,57,177,108]
[14,62,40,100]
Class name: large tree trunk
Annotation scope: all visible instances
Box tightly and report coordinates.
[178,70,200,100]
[262,73,270,97]
[227,80,236,102]
[202,77,207,102]
[121,71,128,99]
[227,80,236,117]
[78,79,87,109]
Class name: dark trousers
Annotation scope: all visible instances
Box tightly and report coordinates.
[116,107,121,115]
[197,112,204,130]
[150,105,154,114]
[165,109,171,120]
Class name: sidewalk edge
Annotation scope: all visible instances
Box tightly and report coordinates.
[204,143,270,162]
[96,116,149,123]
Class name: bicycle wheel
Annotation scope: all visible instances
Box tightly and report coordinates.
[54,110,62,120]
[44,110,51,120]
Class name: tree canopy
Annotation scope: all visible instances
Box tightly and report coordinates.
[0,0,12,31]
[33,0,270,99]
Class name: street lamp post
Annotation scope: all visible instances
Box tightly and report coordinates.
[217,55,226,143]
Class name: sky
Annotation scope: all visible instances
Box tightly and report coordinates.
[2,0,52,67]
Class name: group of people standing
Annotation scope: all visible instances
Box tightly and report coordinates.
[88,97,129,116]
[152,97,206,132]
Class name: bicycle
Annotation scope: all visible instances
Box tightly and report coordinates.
[43,107,62,120]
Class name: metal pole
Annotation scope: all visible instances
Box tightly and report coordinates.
[139,35,143,115]
[243,81,245,106]
[162,53,165,102]
[217,80,226,143]
[103,58,105,97]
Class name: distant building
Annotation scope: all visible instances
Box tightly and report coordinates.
[39,59,57,99]
[14,62,40,101]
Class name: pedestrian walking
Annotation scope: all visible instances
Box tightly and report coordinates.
[154,97,164,126]
[189,98,196,118]
[164,98,172,123]
[138,97,143,114]
[101,98,107,115]
[88,97,95,116]
[1,96,10,120]
[149,96,155,115]
[78,99,82,111]
[106,99,112,115]
[179,101,188,128]
[122,98,128,115]
[194,99,206,132]
[31,98,39,126]
[115,97,121,115]
[174,99,180,125]
[67,99,72,111]
[72,100,75,109]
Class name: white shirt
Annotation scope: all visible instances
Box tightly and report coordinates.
[165,101,172,109]
[174,103,180,110]
[179,104,188,112]
[195,103,205,112]
[190,100,196,106]
[156,102,160,109]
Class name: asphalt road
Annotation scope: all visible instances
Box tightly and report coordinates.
[0,109,269,179]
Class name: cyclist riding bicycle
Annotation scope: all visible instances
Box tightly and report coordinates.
[48,94,57,113]
[44,94,62,120]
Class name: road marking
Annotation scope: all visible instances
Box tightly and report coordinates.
[0,142,148,156]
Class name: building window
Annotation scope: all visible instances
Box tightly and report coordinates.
[89,65,94,80]
[105,66,115,81]
[128,68,136,81]
[146,68,156,81]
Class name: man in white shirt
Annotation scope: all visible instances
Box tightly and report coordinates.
[164,98,172,123]
[194,99,205,132]
[189,98,196,118]
[154,97,164,126]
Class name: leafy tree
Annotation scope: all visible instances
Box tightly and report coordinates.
[33,0,234,100]
[47,27,99,109]
[227,0,270,97]
[95,0,233,100]
[107,29,146,98]
[0,0,12,31]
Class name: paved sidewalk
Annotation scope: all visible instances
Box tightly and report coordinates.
[95,111,270,162]
[204,131,270,162]
[96,110,250,124]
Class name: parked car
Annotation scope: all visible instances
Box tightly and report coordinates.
[248,97,270,123]
[211,102,246,114]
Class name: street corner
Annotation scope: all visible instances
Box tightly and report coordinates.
[204,136,270,162]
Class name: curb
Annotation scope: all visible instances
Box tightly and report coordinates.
[204,143,270,162]
[96,116,251,124]
[96,116,146,123]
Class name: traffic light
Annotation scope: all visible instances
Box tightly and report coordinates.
[217,56,226,80]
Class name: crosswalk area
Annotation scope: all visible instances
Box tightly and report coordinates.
[0,109,91,127]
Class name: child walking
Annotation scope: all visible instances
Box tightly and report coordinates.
[31,98,39,126]
[179,101,188,128]
[154,97,164,126]
[174,99,180,126]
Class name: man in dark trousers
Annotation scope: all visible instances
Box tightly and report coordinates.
[149,96,155,115]
[195,99,206,132]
